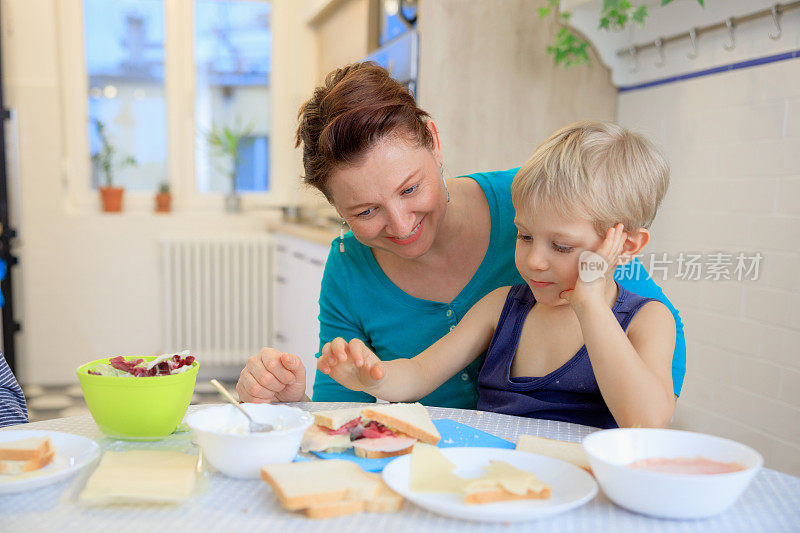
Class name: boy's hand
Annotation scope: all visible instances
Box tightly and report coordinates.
[561,223,627,310]
[318,337,385,393]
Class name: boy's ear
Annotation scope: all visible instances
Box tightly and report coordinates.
[619,228,649,263]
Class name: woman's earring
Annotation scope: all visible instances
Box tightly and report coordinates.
[441,166,450,204]
[339,220,346,253]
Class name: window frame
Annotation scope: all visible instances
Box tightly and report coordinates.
[58,0,284,214]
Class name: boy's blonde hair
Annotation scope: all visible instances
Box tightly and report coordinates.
[511,120,669,236]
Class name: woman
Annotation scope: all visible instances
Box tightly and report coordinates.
[236,62,685,408]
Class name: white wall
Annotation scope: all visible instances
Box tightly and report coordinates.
[1,0,316,384]
[617,43,800,476]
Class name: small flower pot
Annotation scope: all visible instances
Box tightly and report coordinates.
[155,192,171,213]
[99,187,124,212]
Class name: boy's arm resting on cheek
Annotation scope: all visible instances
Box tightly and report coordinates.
[575,299,677,428]
[319,287,508,403]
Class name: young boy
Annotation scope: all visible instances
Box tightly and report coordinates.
[318,121,676,429]
[0,352,28,427]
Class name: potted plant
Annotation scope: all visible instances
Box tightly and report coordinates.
[92,118,137,212]
[205,121,253,213]
[155,182,171,213]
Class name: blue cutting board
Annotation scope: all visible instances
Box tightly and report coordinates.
[302,418,514,472]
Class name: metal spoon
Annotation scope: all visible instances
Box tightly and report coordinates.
[210,379,273,433]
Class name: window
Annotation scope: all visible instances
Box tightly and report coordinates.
[67,0,274,210]
[194,0,272,194]
[84,0,167,191]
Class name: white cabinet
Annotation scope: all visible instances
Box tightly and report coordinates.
[270,232,329,398]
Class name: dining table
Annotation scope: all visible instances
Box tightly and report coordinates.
[2,402,799,532]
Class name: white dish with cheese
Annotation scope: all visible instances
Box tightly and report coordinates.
[382,447,597,522]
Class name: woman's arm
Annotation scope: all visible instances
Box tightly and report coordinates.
[319,287,509,402]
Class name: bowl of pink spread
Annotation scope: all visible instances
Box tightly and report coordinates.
[582,428,762,519]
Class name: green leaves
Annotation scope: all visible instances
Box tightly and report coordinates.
[91,118,137,188]
[632,5,648,25]
[205,120,255,190]
[541,0,702,67]
[548,27,590,67]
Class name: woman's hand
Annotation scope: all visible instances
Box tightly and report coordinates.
[236,348,307,403]
[318,337,385,393]
[561,223,627,310]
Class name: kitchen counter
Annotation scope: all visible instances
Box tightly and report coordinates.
[267,220,339,247]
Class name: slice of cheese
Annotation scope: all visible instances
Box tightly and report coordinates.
[464,460,548,495]
[409,443,465,493]
[300,424,353,453]
[80,450,198,505]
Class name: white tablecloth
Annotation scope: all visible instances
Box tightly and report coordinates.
[2,403,799,532]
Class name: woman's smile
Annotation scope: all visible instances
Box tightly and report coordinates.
[386,218,424,245]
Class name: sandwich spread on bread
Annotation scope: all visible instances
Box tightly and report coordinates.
[301,402,440,459]
[0,436,56,476]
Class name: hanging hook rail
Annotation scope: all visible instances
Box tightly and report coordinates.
[616,1,800,60]
[654,38,666,67]
[769,4,783,40]
[687,27,699,59]
[723,17,736,51]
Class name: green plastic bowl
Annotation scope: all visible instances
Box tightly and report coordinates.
[76,356,199,439]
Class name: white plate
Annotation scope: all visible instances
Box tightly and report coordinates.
[382,447,597,522]
[0,430,100,494]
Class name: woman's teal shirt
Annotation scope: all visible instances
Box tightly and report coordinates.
[312,168,686,408]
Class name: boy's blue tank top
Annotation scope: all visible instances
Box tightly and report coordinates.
[477,283,658,429]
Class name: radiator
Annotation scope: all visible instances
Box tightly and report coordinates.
[160,235,271,365]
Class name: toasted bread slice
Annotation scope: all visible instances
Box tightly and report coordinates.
[364,473,404,513]
[516,434,592,473]
[261,460,380,511]
[463,460,551,504]
[464,485,552,504]
[303,498,366,519]
[352,437,416,459]
[361,403,440,445]
[313,408,363,431]
[0,436,52,461]
[0,449,56,475]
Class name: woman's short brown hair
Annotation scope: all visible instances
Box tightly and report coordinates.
[295,62,434,201]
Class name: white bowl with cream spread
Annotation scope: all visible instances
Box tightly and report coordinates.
[582,428,762,519]
[187,404,313,479]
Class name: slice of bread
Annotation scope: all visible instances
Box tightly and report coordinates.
[463,460,551,505]
[464,484,552,504]
[352,437,416,459]
[516,434,592,473]
[300,424,353,453]
[364,473,404,513]
[361,403,440,445]
[0,436,52,461]
[303,498,366,519]
[0,449,56,475]
[313,408,363,431]
[261,460,380,511]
